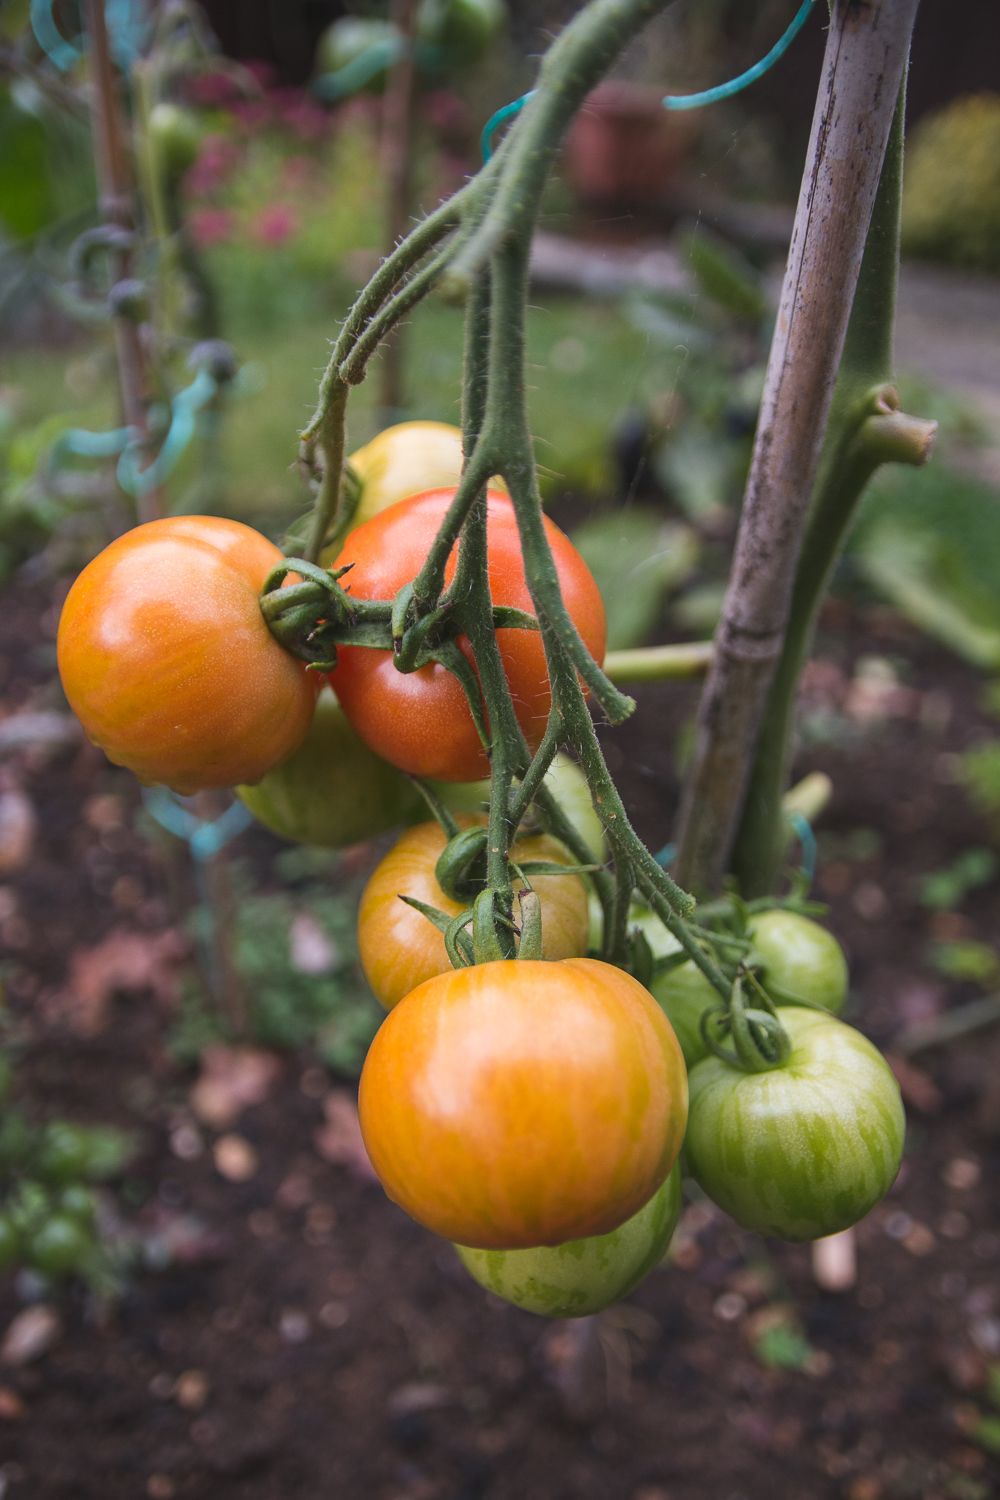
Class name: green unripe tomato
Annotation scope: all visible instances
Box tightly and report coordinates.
[0,1213,19,1272]
[454,1162,682,1318]
[148,102,202,179]
[650,960,719,1071]
[684,1008,904,1242]
[236,687,425,848]
[316,18,399,94]
[417,0,505,65]
[749,909,848,1014]
[36,1122,91,1184]
[26,1213,91,1276]
[57,1184,97,1224]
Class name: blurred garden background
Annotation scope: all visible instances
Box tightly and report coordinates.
[1,0,1000,1496]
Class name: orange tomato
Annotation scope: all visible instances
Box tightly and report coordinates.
[328,489,607,782]
[359,957,688,1249]
[357,817,590,1009]
[57,517,316,794]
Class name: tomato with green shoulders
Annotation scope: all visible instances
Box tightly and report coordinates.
[683,1007,904,1242]
[357,817,590,1009]
[358,956,688,1249]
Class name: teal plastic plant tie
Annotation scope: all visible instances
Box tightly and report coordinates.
[663,0,815,110]
[54,425,136,462]
[653,842,677,869]
[481,91,536,162]
[117,367,217,499]
[141,787,254,863]
[787,811,817,886]
[480,0,816,162]
[31,0,148,71]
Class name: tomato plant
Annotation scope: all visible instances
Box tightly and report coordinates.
[358,818,590,1009]
[454,1160,682,1317]
[684,1007,905,1241]
[328,490,606,782]
[749,909,848,1014]
[358,957,687,1249]
[57,517,317,795]
[236,686,425,848]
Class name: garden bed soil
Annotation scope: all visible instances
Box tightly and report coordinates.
[1,575,1000,1500]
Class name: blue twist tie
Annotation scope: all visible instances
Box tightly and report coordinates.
[787,811,817,887]
[481,90,536,162]
[481,0,815,160]
[653,842,676,869]
[142,787,254,864]
[31,0,148,71]
[117,367,218,499]
[663,0,816,110]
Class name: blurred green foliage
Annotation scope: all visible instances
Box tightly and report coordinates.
[174,863,383,1075]
[902,94,1000,274]
[919,849,997,912]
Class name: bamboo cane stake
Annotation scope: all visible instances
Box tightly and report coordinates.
[672,0,920,894]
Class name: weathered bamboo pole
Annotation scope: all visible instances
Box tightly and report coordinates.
[672,0,921,894]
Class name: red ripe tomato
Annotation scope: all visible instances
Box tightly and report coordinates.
[357,817,590,1009]
[57,517,316,794]
[328,489,607,782]
[358,957,688,1249]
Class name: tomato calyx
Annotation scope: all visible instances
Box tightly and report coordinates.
[699,969,793,1074]
[259,555,539,751]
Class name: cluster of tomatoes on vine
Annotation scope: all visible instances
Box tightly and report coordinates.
[56,420,905,1319]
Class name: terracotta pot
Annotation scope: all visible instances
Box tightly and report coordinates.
[563,81,693,204]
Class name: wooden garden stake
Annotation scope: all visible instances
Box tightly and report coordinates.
[673,0,921,894]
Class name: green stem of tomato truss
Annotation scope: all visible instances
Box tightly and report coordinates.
[273,0,785,1061]
[730,83,937,898]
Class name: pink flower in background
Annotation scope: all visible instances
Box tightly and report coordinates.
[255,205,298,245]
[280,95,329,141]
[283,155,313,190]
[188,208,233,247]
[184,134,241,198]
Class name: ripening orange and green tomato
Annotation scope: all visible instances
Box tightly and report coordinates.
[357,818,589,1009]
[321,422,506,563]
[236,686,425,848]
[57,517,316,795]
[329,489,607,782]
[455,1160,682,1318]
[358,957,688,1250]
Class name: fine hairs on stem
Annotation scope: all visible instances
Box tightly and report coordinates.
[270,0,930,1070]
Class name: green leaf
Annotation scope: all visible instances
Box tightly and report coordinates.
[919,849,998,911]
[682,229,766,325]
[754,1321,813,1371]
[569,510,698,650]
[0,88,52,238]
[850,464,1000,669]
[927,939,1000,986]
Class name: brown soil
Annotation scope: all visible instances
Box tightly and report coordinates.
[1,576,1000,1500]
